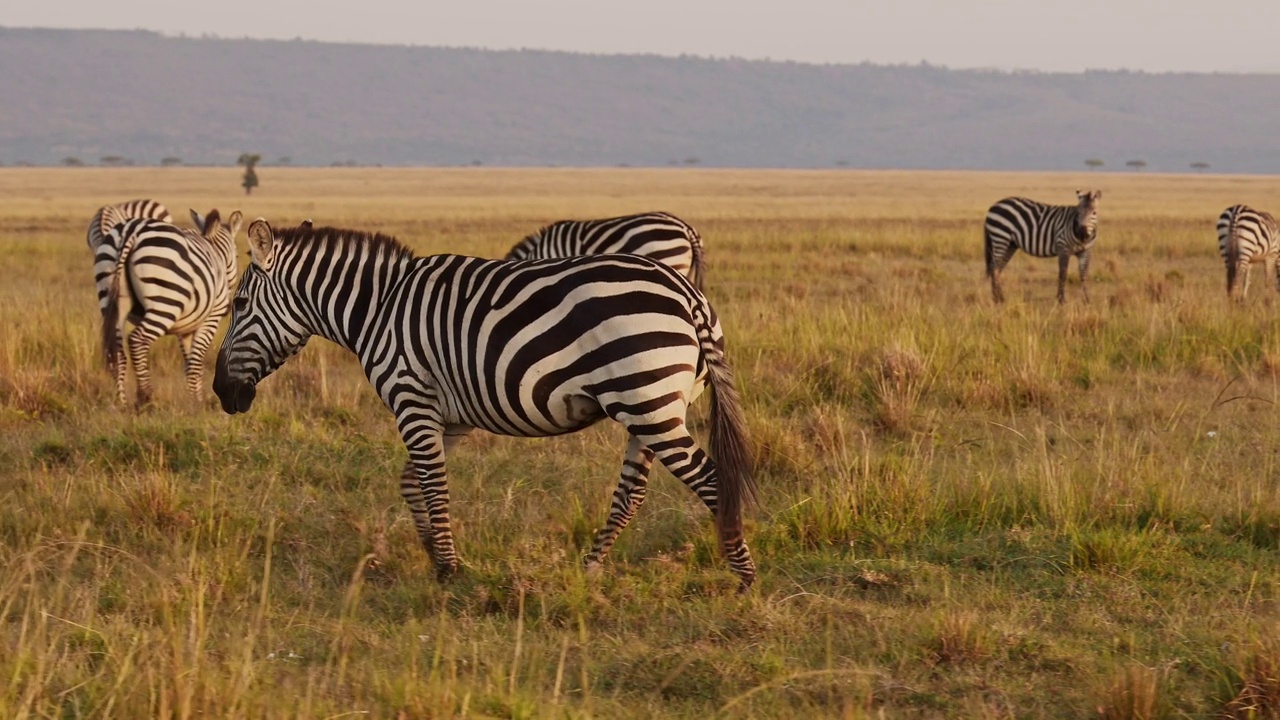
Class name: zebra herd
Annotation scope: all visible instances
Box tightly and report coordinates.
[984,190,1279,304]
[88,192,1275,589]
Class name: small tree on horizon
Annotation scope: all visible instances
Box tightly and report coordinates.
[238,153,261,195]
[1191,161,1210,172]
[1085,158,1105,170]
[61,157,84,167]
[160,156,183,167]
[1125,159,1147,171]
[100,155,131,167]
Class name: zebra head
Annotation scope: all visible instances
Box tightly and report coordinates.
[213,218,310,415]
[1074,189,1102,238]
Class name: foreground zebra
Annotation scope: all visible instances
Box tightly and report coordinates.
[505,211,706,289]
[1217,204,1279,301]
[103,209,243,405]
[984,190,1102,304]
[87,199,173,314]
[213,221,757,589]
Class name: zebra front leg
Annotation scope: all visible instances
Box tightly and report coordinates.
[1057,252,1070,304]
[126,320,167,408]
[396,430,471,570]
[1077,250,1092,304]
[393,400,461,580]
[182,319,222,403]
[583,435,655,574]
[628,417,756,590]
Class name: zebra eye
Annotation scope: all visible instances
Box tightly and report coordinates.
[233,297,249,313]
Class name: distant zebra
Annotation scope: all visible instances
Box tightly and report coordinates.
[103,209,243,406]
[984,190,1103,304]
[213,221,757,589]
[505,211,706,289]
[1217,204,1279,301]
[87,199,173,314]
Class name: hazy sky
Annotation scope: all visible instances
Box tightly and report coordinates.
[6,0,1280,73]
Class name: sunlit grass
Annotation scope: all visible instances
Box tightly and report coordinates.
[3,167,1280,716]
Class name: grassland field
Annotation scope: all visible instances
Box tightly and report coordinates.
[4,167,1280,718]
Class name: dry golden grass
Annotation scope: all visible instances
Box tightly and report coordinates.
[3,166,1280,717]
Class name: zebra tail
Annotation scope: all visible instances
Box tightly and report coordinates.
[983,225,995,278]
[102,227,137,372]
[703,332,757,544]
[688,226,707,291]
[1227,209,1241,297]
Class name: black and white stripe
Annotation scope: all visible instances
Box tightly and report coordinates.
[213,221,757,589]
[505,211,706,289]
[103,209,243,405]
[88,199,173,314]
[1217,204,1279,301]
[984,190,1102,304]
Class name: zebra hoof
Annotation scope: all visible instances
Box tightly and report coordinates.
[434,562,460,583]
[735,574,756,594]
[583,558,604,577]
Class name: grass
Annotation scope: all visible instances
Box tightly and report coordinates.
[3,166,1280,717]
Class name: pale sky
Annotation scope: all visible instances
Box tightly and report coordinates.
[6,0,1280,73]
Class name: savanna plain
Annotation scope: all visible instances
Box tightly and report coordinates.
[5,167,1280,718]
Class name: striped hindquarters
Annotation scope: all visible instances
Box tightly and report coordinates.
[89,199,173,313]
[984,197,1078,263]
[106,217,233,338]
[1217,204,1278,264]
[505,211,705,288]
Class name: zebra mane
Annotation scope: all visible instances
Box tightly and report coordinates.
[271,224,417,262]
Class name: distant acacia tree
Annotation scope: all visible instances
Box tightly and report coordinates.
[100,155,132,167]
[61,157,84,167]
[1125,159,1147,171]
[277,156,292,166]
[834,159,849,167]
[683,157,700,166]
[1085,158,1105,170]
[160,156,183,167]
[1190,161,1210,172]
[238,153,261,195]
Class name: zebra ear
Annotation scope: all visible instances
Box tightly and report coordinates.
[190,209,205,231]
[227,210,244,237]
[201,209,223,239]
[247,218,275,269]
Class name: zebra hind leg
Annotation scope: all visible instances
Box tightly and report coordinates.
[111,332,129,405]
[626,415,756,590]
[126,319,168,408]
[583,435,655,574]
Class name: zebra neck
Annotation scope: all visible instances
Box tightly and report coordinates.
[288,249,414,356]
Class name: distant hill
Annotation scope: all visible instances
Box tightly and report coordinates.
[2,26,1279,172]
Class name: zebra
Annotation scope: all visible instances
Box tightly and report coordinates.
[505,211,706,289]
[87,199,173,314]
[984,189,1103,304]
[1217,204,1279,302]
[103,209,243,406]
[212,220,758,589]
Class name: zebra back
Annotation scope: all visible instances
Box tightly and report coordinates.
[505,211,705,288]
[87,199,172,251]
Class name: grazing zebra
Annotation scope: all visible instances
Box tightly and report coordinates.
[984,190,1103,304]
[213,221,757,589]
[505,211,706,289]
[103,209,243,406]
[87,199,173,314]
[1217,204,1279,301]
